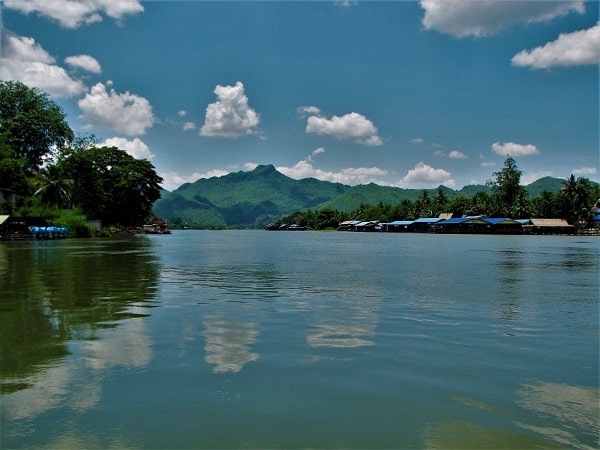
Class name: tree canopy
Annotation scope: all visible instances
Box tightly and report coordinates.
[60,146,163,227]
[0,82,163,231]
[0,81,74,173]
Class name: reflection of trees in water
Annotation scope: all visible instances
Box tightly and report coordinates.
[203,315,259,373]
[0,238,159,391]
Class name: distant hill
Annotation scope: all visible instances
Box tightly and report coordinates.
[153,164,349,226]
[524,176,566,198]
[154,165,573,227]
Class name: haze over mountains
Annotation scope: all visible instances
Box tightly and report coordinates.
[153,164,567,227]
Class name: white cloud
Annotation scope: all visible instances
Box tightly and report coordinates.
[572,167,598,176]
[449,150,467,159]
[78,82,155,135]
[420,0,584,38]
[492,142,540,157]
[178,110,187,117]
[512,23,600,69]
[183,122,196,131]
[396,162,455,188]
[306,111,383,146]
[101,137,154,160]
[481,161,497,168]
[410,137,425,144]
[278,159,388,185]
[160,169,229,191]
[1,34,85,97]
[200,81,260,138]
[65,54,101,74]
[4,0,144,29]
[297,105,322,117]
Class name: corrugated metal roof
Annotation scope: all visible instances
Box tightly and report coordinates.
[413,218,442,223]
[485,218,520,225]
[530,218,573,227]
[438,217,469,224]
[386,220,414,226]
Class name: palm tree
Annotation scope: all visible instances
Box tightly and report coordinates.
[33,165,73,213]
[561,174,591,225]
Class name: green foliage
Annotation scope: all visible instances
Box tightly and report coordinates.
[60,146,163,227]
[0,81,73,173]
[52,211,96,238]
[558,174,598,225]
[154,164,350,226]
[489,155,530,217]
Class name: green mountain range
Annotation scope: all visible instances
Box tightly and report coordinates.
[153,164,567,227]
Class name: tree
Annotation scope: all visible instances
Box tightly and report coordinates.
[33,165,73,213]
[532,191,557,218]
[489,155,529,216]
[560,174,594,225]
[60,146,163,227]
[0,81,73,173]
[432,187,449,216]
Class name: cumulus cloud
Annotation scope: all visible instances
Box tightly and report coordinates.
[420,0,584,38]
[101,137,154,160]
[410,137,425,144]
[4,0,144,28]
[78,82,155,135]
[305,111,383,146]
[449,150,467,159]
[183,122,196,131]
[572,167,598,176]
[278,160,388,185]
[396,162,454,188]
[492,142,540,157]
[298,106,322,117]
[200,81,260,138]
[64,54,101,74]
[1,33,85,97]
[512,23,600,69]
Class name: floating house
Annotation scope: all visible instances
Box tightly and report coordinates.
[0,216,68,240]
[380,220,415,232]
[519,218,575,235]
[434,217,522,234]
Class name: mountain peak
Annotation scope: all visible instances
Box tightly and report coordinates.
[252,164,278,175]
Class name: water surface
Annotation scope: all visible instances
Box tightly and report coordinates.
[1,231,598,448]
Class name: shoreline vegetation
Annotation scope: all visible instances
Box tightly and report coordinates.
[1,81,599,238]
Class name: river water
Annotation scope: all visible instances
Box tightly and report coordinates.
[1,231,598,448]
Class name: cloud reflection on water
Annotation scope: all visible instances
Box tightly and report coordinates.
[203,315,259,373]
[515,381,600,449]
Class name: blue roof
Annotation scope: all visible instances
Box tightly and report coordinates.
[437,217,469,224]
[413,218,442,223]
[485,218,519,225]
[387,220,414,226]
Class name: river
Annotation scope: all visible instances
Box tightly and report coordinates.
[1,231,598,448]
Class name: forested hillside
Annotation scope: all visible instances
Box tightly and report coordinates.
[154,163,590,228]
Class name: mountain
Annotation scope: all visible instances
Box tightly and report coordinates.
[154,165,573,227]
[524,176,566,198]
[153,164,349,226]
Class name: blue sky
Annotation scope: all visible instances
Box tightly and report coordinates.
[1,0,598,191]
